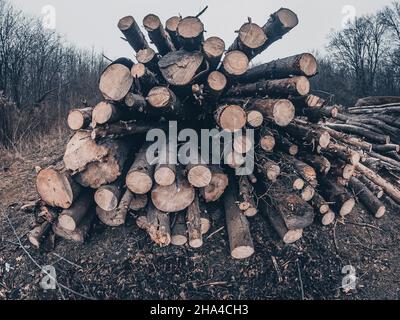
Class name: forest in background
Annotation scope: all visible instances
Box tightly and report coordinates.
[0,0,399,151]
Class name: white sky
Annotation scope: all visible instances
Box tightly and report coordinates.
[9,0,394,64]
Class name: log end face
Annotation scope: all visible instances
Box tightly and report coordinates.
[143,14,161,31]
[67,110,85,130]
[289,144,299,156]
[171,235,188,246]
[208,71,227,92]
[244,207,258,217]
[319,132,331,149]
[283,229,303,244]
[223,51,249,76]
[321,210,335,226]
[188,166,212,188]
[296,76,311,96]
[219,105,247,132]
[148,86,172,108]
[118,16,135,31]
[293,178,305,191]
[59,215,77,232]
[301,186,315,202]
[189,238,204,249]
[166,16,182,32]
[260,135,276,152]
[136,48,156,64]
[273,100,295,127]
[231,246,255,260]
[239,23,267,49]
[299,53,318,77]
[177,17,204,38]
[92,101,115,125]
[94,188,119,211]
[154,167,176,186]
[276,8,299,29]
[131,63,146,78]
[339,198,355,216]
[99,64,133,101]
[375,206,386,219]
[126,172,153,195]
[247,110,264,128]
[203,37,225,58]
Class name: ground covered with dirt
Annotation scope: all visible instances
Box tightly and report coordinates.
[0,139,400,300]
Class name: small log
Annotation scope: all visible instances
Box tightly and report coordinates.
[248,99,295,127]
[247,110,264,128]
[299,153,331,175]
[92,101,123,125]
[349,177,386,218]
[199,202,212,235]
[147,86,181,114]
[94,181,123,211]
[233,134,254,154]
[126,144,154,195]
[186,193,203,248]
[171,213,188,246]
[118,16,149,52]
[28,221,51,249]
[151,168,195,212]
[240,53,318,83]
[143,14,175,56]
[327,142,361,165]
[319,176,355,216]
[124,93,147,112]
[227,76,310,98]
[223,183,255,259]
[275,134,298,156]
[154,142,177,187]
[186,151,212,188]
[323,127,372,152]
[99,58,134,101]
[227,21,267,60]
[284,173,305,191]
[291,157,318,187]
[129,193,149,212]
[58,192,94,232]
[357,175,384,199]
[311,192,330,215]
[260,133,276,152]
[165,16,182,49]
[200,166,229,203]
[300,185,315,202]
[285,122,331,148]
[67,107,93,130]
[136,48,160,74]
[331,161,355,180]
[320,210,336,226]
[177,16,205,50]
[52,211,94,244]
[206,71,227,97]
[372,144,400,153]
[238,176,258,217]
[221,51,249,78]
[324,123,390,144]
[214,104,247,132]
[147,203,171,247]
[131,63,159,94]
[90,121,160,140]
[259,159,281,182]
[203,37,225,69]
[136,210,149,230]
[36,167,81,209]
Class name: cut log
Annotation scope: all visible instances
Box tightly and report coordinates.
[67,107,93,130]
[124,93,147,112]
[301,185,315,202]
[349,177,386,218]
[285,122,331,148]
[327,142,361,165]
[158,50,204,86]
[227,21,267,60]
[118,16,149,52]
[355,96,400,107]
[319,176,355,216]
[291,157,318,187]
[36,167,81,209]
[99,58,134,101]
[240,53,318,83]
[206,71,227,97]
[357,175,384,199]
[331,161,355,180]
[151,168,195,212]
[90,121,161,140]
[320,210,336,226]
[227,76,310,98]
[28,221,51,249]
[274,134,298,155]
[52,211,94,244]
[200,166,229,203]
[131,63,159,94]
[177,16,205,50]
[154,142,177,187]
[129,193,149,211]
[238,176,258,217]
[259,159,281,182]
[323,127,372,152]
[214,104,247,132]
[260,133,276,152]
[221,51,249,77]
[226,150,246,169]
[126,144,154,195]
[186,193,203,248]
[324,123,390,144]
[147,86,181,114]
[94,181,123,211]
[186,151,212,188]
[311,192,330,215]
[203,37,225,69]
[92,101,123,125]
[284,173,305,191]
[233,134,254,154]
[199,201,212,235]
[247,110,264,128]
[299,153,331,175]
[58,192,94,232]
[259,199,303,244]
[147,203,171,247]
[247,99,295,127]
[223,183,254,259]
[171,212,187,246]
[136,48,160,74]
[165,16,182,49]
[143,14,175,56]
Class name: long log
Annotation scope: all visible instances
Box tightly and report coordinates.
[202,37,225,70]
[285,122,331,148]
[324,123,390,144]
[355,96,400,107]
[165,16,182,49]
[177,16,205,51]
[143,14,175,55]
[91,121,160,140]
[118,16,149,52]
[357,174,384,199]
[200,166,229,203]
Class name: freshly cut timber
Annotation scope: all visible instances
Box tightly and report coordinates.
[186,150,212,188]
[200,166,229,203]
[186,193,203,248]
[203,37,225,69]
[96,189,134,226]
[247,110,264,128]
[146,203,171,247]
[311,192,330,215]
[159,50,204,86]
[131,63,159,94]
[126,144,154,195]
[154,142,177,187]
[53,212,94,244]
[90,121,161,140]
[58,192,94,231]
[223,183,254,259]
[260,130,276,152]
[67,107,93,130]
[206,71,227,97]
[238,176,258,217]
[124,93,147,112]
[136,48,160,74]
[165,16,182,49]
[143,14,175,55]
[92,101,123,125]
[319,176,355,216]
[245,99,295,127]
[177,16,205,50]
[240,53,318,83]
[36,167,81,209]
[118,16,149,52]
[221,51,249,77]
[99,58,134,101]
[171,213,188,246]
[129,193,149,212]
[151,169,195,212]
[214,104,247,132]
[28,221,52,249]
[233,134,254,154]
[355,96,400,107]
[94,180,123,211]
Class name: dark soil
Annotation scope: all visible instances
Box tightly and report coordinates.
[1,140,400,300]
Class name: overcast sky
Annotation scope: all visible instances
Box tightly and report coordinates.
[9,0,394,64]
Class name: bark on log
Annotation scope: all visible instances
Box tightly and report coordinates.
[355,96,400,107]
[301,185,316,202]
[126,144,154,195]
[171,212,188,246]
[319,176,355,216]
[285,122,331,148]
[247,110,264,128]
[58,192,93,232]
[200,166,229,203]
[147,203,171,247]
[203,37,225,70]
[357,174,384,199]
[221,51,249,78]
[129,193,149,212]
[274,134,298,155]
[299,153,331,175]
[131,63,159,94]
[92,101,123,125]
[158,50,204,86]
[223,183,255,259]
[28,221,52,249]
[291,157,318,187]
[94,180,123,211]
[67,107,93,130]
[36,167,82,209]
[324,123,390,144]
[143,14,175,56]
[165,16,182,49]
[206,71,227,97]
[311,192,330,215]
[118,16,149,52]
[214,104,247,132]
[259,159,281,182]
[53,211,94,244]
[136,48,160,74]
[136,210,149,230]
[238,176,258,217]
[186,193,203,248]
[177,16,205,51]
[240,53,318,83]
[151,168,195,212]
[327,142,361,165]
[91,121,160,140]
[99,58,134,101]
[349,177,386,218]
[320,210,336,226]
[323,127,372,152]
[227,76,310,98]
[260,132,276,152]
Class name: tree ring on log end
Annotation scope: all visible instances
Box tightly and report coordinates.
[299,53,318,76]
[67,111,85,130]
[126,172,153,195]
[177,17,204,38]
[231,246,254,260]
[143,14,161,31]
[223,51,249,76]
[272,100,295,127]
[239,23,267,49]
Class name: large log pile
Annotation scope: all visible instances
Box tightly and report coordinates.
[30,7,400,259]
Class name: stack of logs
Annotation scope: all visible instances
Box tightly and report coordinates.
[29,7,400,260]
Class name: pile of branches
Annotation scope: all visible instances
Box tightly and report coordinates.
[29,7,400,260]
